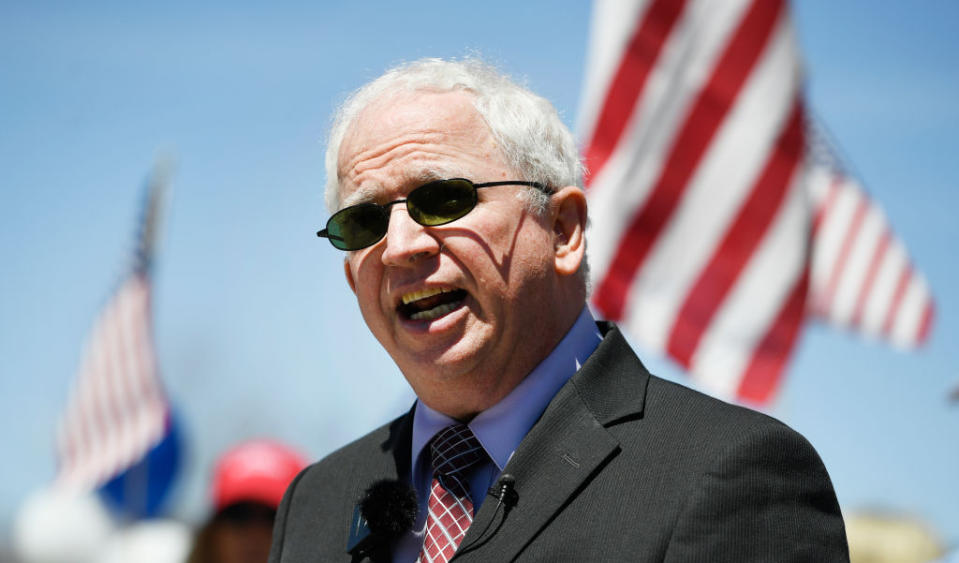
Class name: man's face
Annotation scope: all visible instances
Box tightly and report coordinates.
[337,91,565,419]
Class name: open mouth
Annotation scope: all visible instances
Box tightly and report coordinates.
[397,287,468,321]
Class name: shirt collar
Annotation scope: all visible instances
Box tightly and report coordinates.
[411,306,602,472]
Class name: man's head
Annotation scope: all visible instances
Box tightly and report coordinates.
[325,58,583,213]
[324,58,589,420]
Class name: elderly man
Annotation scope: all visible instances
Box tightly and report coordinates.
[269,58,848,562]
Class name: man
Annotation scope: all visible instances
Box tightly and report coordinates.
[270,58,848,562]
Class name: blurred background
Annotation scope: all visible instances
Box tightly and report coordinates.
[1,1,956,561]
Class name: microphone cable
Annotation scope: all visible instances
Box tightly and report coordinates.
[456,474,517,555]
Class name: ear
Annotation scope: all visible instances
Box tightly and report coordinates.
[344,258,357,294]
[550,186,588,277]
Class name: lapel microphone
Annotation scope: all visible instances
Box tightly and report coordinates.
[488,473,518,512]
[457,473,519,556]
[346,480,418,562]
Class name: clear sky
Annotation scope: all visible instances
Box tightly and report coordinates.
[2,0,957,549]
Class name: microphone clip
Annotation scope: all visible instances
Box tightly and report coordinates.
[487,473,518,511]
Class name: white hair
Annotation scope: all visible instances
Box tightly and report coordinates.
[324,57,584,214]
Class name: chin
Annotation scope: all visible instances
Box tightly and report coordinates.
[402,355,486,394]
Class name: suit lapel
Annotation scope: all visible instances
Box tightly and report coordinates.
[382,407,415,481]
[353,405,414,487]
[456,323,650,561]
[344,408,414,563]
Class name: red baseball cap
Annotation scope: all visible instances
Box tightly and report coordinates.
[211,440,308,511]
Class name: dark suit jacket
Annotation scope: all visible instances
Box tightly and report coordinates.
[269,323,849,562]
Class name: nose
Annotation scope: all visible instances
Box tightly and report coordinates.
[380,203,441,266]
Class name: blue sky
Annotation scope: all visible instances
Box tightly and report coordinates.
[2,0,957,549]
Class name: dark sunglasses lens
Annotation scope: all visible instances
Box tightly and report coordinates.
[408,179,477,226]
[327,203,388,250]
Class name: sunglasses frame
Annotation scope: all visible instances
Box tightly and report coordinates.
[316,178,548,251]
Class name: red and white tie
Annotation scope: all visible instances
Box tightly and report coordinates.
[417,424,486,563]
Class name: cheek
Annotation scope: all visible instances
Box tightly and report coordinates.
[511,226,555,272]
[507,252,552,295]
[473,229,554,300]
[347,255,386,315]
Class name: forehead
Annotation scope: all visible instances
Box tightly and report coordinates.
[336,90,508,206]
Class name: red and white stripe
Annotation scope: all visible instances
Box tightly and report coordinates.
[56,273,169,490]
[579,0,933,404]
[807,162,934,348]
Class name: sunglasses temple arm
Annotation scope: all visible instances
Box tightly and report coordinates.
[316,229,345,242]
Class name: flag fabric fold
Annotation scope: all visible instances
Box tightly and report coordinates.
[579,0,933,404]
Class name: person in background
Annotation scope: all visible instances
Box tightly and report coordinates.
[188,440,305,563]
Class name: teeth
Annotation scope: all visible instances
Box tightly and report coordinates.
[401,287,454,305]
[410,302,460,321]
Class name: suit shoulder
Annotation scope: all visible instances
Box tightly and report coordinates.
[299,414,406,486]
[640,374,823,461]
[640,379,848,560]
[587,323,804,441]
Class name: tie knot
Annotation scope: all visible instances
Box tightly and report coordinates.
[430,424,485,480]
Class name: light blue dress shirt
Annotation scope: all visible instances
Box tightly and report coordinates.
[393,306,602,561]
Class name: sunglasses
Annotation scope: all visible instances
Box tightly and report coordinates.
[317,178,548,251]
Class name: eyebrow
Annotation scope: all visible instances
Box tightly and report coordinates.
[338,167,460,209]
[339,185,380,209]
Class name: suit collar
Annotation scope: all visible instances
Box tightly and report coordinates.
[455,322,650,560]
[569,321,650,426]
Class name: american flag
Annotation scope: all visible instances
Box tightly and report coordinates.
[56,165,174,492]
[579,0,934,404]
[806,122,934,349]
